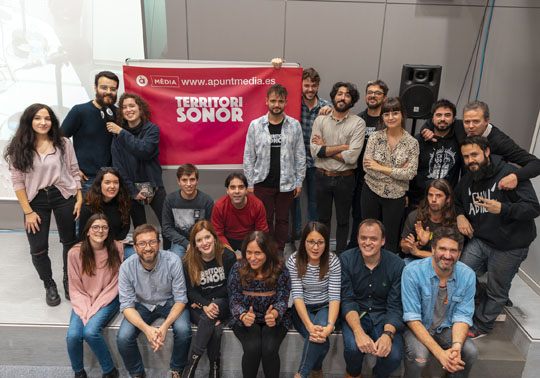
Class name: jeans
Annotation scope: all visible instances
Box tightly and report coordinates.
[123,245,135,260]
[460,237,528,333]
[26,186,77,282]
[66,297,119,374]
[360,182,405,254]
[291,167,322,237]
[348,174,365,249]
[315,171,355,254]
[254,185,294,254]
[80,175,96,196]
[403,327,478,378]
[232,322,288,378]
[117,299,192,375]
[292,304,331,378]
[130,186,170,249]
[170,243,187,261]
[342,314,403,378]
[189,298,228,361]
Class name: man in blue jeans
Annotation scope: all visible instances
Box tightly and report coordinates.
[455,136,540,338]
[340,219,404,378]
[117,224,191,378]
[402,227,478,377]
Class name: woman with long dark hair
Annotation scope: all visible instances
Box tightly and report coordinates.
[361,97,419,253]
[181,221,237,378]
[228,231,291,378]
[66,214,123,378]
[5,103,82,305]
[286,222,341,378]
[105,92,169,248]
[78,167,131,241]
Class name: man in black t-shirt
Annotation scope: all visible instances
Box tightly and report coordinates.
[348,79,389,248]
[243,84,306,253]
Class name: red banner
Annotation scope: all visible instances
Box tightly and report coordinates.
[123,65,303,165]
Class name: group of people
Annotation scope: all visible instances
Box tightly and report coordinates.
[3,61,540,378]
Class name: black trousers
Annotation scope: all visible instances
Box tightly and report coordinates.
[360,182,405,254]
[232,323,288,378]
[130,186,170,249]
[314,170,355,254]
[189,298,228,361]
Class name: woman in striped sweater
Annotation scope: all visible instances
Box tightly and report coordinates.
[286,222,341,378]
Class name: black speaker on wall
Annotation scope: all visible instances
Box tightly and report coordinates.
[399,64,442,119]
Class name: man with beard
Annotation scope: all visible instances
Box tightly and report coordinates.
[310,82,365,253]
[454,136,540,338]
[421,100,540,191]
[401,179,457,263]
[348,80,389,248]
[401,227,478,377]
[272,58,332,237]
[62,71,120,193]
[409,100,462,209]
[243,84,305,254]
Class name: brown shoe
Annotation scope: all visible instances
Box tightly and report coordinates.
[345,373,361,378]
[310,370,323,378]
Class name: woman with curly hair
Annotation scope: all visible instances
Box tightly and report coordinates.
[5,103,82,305]
[66,214,123,378]
[105,93,169,248]
[287,222,341,378]
[228,231,291,378]
[78,167,131,241]
[181,221,236,378]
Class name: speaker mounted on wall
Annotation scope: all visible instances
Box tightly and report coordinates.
[399,64,442,119]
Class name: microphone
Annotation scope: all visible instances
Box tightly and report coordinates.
[100,107,115,122]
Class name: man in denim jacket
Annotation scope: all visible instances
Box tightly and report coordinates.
[401,227,478,378]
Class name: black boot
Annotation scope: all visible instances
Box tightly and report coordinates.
[208,359,221,378]
[102,367,119,378]
[181,353,202,378]
[74,369,87,378]
[64,271,70,301]
[44,279,61,306]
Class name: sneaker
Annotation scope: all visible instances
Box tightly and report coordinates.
[133,372,146,378]
[170,370,182,378]
[74,370,87,378]
[44,279,61,306]
[103,367,119,378]
[467,326,487,340]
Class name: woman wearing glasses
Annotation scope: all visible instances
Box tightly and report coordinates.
[66,214,123,378]
[5,103,82,306]
[228,231,291,378]
[287,222,341,378]
[361,97,419,253]
[106,93,169,248]
[78,167,131,242]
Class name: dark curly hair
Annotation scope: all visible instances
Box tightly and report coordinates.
[238,231,283,289]
[116,93,152,126]
[4,104,65,172]
[329,82,360,107]
[416,179,456,228]
[84,167,131,225]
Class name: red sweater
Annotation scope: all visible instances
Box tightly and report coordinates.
[211,194,268,244]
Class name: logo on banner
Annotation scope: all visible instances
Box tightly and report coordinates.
[136,75,148,87]
[176,96,244,123]
[150,75,180,88]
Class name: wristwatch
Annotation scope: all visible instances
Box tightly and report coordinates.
[382,330,394,340]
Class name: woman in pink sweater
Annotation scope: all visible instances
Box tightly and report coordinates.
[66,214,124,378]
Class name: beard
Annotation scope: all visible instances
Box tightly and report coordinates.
[434,122,450,133]
[96,92,117,107]
[333,99,353,112]
[468,159,490,181]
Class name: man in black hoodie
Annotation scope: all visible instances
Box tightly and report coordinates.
[409,100,462,209]
[455,136,540,338]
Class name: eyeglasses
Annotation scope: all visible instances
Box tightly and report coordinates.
[91,225,109,232]
[136,239,159,248]
[306,240,325,247]
[367,90,384,96]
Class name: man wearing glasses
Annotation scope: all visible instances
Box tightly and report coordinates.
[117,224,191,378]
[61,71,120,193]
[348,80,389,249]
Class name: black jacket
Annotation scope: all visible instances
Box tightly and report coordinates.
[455,155,540,250]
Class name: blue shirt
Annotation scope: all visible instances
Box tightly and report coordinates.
[401,257,476,332]
[340,248,404,332]
[119,250,187,312]
[243,113,306,192]
[301,97,331,168]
